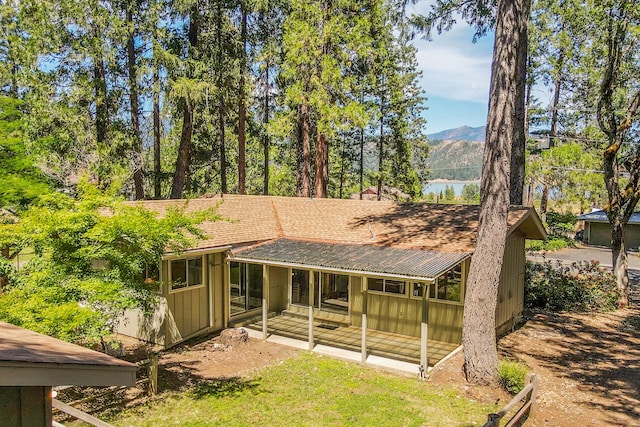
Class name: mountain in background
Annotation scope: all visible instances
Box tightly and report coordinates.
[425,126,485,181]
[427,125,486,142]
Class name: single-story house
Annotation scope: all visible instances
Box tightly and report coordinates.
[579,210,640,249]
[0,321,136,427]
[117,195,545,367]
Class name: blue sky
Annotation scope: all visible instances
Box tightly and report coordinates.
[407,5,495,134]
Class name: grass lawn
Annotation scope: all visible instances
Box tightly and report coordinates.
[113,352,495,427]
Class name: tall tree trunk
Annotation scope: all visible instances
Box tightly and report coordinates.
[549,49,564,148]
[462,0,524,384]
[313,0,330,199]
[377,109,384,201]
[170,101,194,199]
[314,132,328,198]
[263,62,270,195]
[298,103,311,197]
[127,6,144,200]
[509,0,531,206]
[93,53,108,145]
[596,8,640,308]
[539,182,549,218]
[338,137,346,199]
[219,100,227,193]
[0,246,8,292]
[153,65,161,199]
[170,7,198,199]
[217,1,227,194]
[612,225,629,307]
[237,1,247,195]
[359,127,364,200]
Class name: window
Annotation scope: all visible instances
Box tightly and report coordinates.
[367,277,406,295]
[318,272,349,313]
[230,262,263,315]
[412,282,430,298]
[169,256,203,292]
[291,269,311,306]
[435,264,462,302]
[291,270,349,313]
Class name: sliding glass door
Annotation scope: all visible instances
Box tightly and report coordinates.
[291,269,349,314]
[230,262,263,316]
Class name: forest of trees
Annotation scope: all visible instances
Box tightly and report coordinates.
[0,0,430,202]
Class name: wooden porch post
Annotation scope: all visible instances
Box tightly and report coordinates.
[308,271,315,350]
[262,265,269,339]
[224,257,230,328]
[420,283,430,370]
[361,275,368,363]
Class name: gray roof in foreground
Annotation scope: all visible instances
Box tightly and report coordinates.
[231,238,469,279]
[579,210,640,224]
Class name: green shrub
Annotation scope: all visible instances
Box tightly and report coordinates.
[498,360,529,394]
[526,237,571,252]
[545,211,578,238]
[525,260,619,312]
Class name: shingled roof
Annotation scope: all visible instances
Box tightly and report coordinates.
[129,195,545,254]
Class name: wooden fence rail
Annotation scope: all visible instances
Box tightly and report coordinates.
[483,374,538,427]
[52,399,114,427]
[52,353,159,426]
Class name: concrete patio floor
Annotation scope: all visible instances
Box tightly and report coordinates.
[242,314,459,374]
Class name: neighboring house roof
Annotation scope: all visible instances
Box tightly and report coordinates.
[232,238,469,280]
[579,210,640,224]
[0,321,136,387]
[130,195,546,254]
[350,186,412,202]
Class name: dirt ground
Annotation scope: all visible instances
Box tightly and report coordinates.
[155,332,299,391]
[123,300,638,427]
[429,289,640,427]
[59,290,640,426]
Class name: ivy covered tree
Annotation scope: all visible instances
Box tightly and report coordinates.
[0,185,216,344]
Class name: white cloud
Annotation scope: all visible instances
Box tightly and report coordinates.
[407,12,494,104]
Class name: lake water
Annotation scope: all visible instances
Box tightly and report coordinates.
[423,180,480,196]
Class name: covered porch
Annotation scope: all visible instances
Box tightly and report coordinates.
[241,314,459,367]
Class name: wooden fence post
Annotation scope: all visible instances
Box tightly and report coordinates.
[148,353,158,395]
[527,373,538,417]
[486,413,500,427]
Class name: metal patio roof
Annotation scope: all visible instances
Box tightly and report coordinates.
[579,210,640,224]
[231,238,469,280]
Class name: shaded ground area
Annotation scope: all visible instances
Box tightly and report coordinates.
[55,332,299,424]
[430,267,640,427]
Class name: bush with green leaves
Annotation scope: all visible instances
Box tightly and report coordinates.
[0,185,217,345]
[498,360,529,394]
[545,211,578,238]
[525,237,570,252]
[525,260,619,312]
[526,211,579,252]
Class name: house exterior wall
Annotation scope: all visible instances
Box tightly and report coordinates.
[0,386,52,427]
[349,264,466,345]
[585,221,640,249]
[116,250,226,348]
[268,266,289,313]
[350,288,464,344]
[495,231,526,336]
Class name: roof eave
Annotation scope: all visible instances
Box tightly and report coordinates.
[0,362,136,387]
[509,207,547,240]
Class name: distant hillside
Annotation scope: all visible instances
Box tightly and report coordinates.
[427,139,484,181]
[428,125,486,142]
